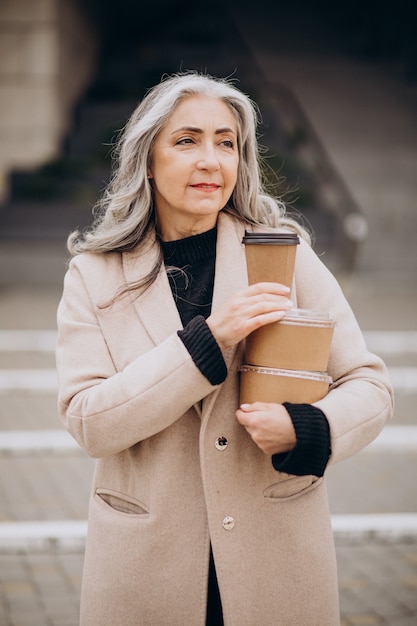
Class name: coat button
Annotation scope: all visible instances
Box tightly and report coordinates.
[215,436,228,451]
[222,516,235,531]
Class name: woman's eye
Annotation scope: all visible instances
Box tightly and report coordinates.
[176,137,194,145]
[221,139,234,148]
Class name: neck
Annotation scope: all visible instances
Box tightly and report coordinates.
[157,215,219,242]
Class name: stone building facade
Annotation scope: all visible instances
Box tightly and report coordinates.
[0,0,97,203]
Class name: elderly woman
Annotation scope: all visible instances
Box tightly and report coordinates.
[56,73,393,625]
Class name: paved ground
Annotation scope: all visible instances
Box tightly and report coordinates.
[1,541,416,626]
[0,2,417,625]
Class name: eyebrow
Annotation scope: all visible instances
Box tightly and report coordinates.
[171,126,237,136]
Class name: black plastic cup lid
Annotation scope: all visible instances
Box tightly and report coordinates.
[242,231,300,245]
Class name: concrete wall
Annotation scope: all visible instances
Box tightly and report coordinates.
[0,0,98,202]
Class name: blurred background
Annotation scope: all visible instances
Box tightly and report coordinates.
[0,0,417,283]
[0,1,416,624]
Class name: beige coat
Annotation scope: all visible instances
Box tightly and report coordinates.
[56,212,393,625]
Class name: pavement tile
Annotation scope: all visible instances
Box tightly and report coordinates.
[337,542,417,626]
[0,285,61,328]
[0,552,81,626]
[0,455,92,522]
[0,541,416,626]
[327,452,417,515]
[0,393,59,431]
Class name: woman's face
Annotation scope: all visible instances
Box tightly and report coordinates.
[148,95,239,240]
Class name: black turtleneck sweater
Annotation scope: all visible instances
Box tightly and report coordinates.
[161,226,227,386]
[161,226,331,479]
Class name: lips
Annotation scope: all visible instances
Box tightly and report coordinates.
[191,183,220,190]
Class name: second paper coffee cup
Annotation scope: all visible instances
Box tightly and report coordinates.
[245,308,336,371]
[242,230,300,287]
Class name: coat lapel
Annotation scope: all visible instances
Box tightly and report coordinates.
[201,213,248,417]
[122,214,248,349]
[211,212,248,364]
[121,214,248,419]
[122,233,182,346]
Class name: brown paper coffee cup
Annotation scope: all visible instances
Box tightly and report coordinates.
[239,365,332,405]
[242,231,300,287]
[245,309,336,371]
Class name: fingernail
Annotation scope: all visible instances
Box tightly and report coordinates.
[240,404,250,410]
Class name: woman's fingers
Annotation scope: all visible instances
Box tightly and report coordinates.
[236,403,296,455]
[207,282,293,349]
[247,281,291,294]
[242,294,293,320]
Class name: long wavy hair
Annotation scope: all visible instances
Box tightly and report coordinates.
[67,72,307,292]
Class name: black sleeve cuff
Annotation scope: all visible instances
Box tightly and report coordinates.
[177,315,227,386]
[271,403,331,477]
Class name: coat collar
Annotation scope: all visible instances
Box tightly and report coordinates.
[122,212,248,344]
[121,213,249,420]
[121,229,182,346]
[212,212,248,314]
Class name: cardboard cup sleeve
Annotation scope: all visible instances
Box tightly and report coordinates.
[242,231,300,288]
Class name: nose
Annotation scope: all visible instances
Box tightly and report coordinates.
[197,143,220,170]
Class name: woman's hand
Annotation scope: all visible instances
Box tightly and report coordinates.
[236,403,297,455]
[206,282,292,350]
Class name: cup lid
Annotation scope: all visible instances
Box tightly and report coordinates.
[282,308,336,325]
[242,230,300,245]
[239,365,333,382]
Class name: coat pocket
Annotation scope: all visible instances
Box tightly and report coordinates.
[263,474,323,501]
[95,488,149,516]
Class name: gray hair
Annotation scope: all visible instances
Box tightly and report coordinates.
[68,73,306,255]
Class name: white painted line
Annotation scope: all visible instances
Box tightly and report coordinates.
[364,425,417,453]
[1,426,415,456]
[364,330,417,354]
[0,366,414,394]
[0,330,416,355]
[0,520,87,552]
[0,330,57,352]
[331,513,417,542]
[0,429,80,455]
[0,369,58,392]
[387,366,417,393]
[0,514,415,552]
[0,367,417,394]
